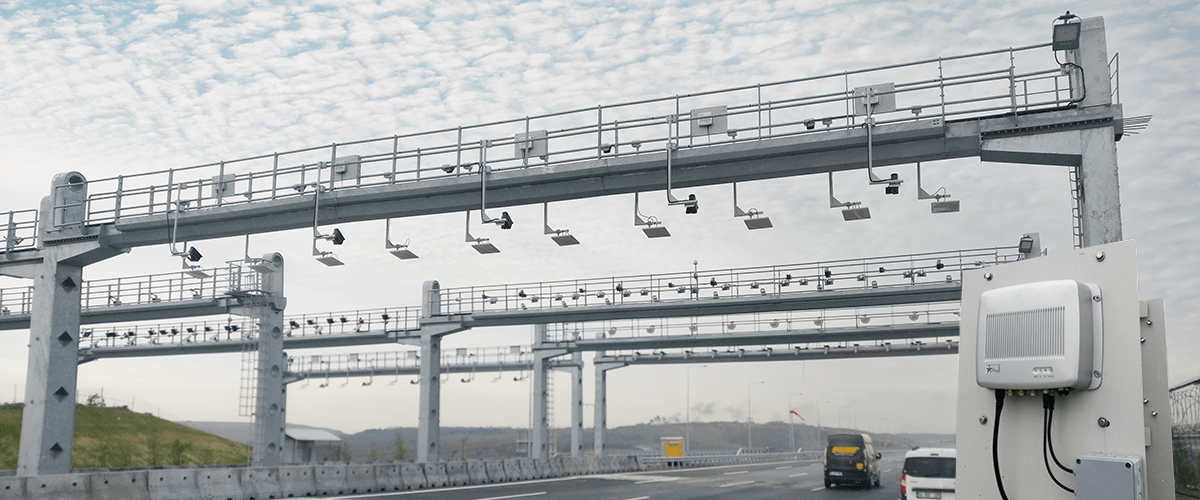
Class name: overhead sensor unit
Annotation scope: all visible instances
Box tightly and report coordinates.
[976,279,1103,391]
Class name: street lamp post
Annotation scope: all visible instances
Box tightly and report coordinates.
[686,365,707,456]
[788,393,803,451]
[747,381,764,450]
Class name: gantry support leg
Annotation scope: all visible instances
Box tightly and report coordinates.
[14,173,125,476]
[1078,126,1122,247]
[414,280,466,464]
[248,253,287,466]
[530,325,568,459]
[592,362,625,457]
[569,351,584,458]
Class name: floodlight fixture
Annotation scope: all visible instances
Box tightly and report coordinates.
[916,163,960,213]
[476,142,515,231]
[828,172,871,221]
[733,183,773,230]
[543,202,580,246]
[310,179,347,265]
[186,246,202,262]
[330,229,346,245]
[1052,12,1082,51]
[1017,232,1042,260]
[633,192,671,238]
[385,219,419,260]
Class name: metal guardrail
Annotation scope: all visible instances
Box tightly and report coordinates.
[438,247,1016,317]
[638,450,820,469]
[1,209,38,253]
[287,346,537,385]
[0,43,1069,231]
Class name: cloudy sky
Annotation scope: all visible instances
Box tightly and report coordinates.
[1,0,1197,439]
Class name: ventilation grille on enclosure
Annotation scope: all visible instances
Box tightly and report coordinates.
[984,306,1065,361]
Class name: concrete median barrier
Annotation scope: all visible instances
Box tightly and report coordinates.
[0,476,25,500]
[25,473,89,500]
[584,457,600,474]
[424,462,449,488]
[400,463,426,490]
[374,463,403,492]
[345,464,377,494]
[531,459,549,479]
[147,468,201,500]
[485,460,506,482]
[91,470,151,500]
[278,465,317,499]
[196,468,241,500]
[313,465,348,497]
[502,459,521,481]
[517,458,536,480]
[444,461,469,486]
[239,467,281,500]
[466,461,489,484]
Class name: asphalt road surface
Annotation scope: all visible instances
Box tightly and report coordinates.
[322,453,906,500]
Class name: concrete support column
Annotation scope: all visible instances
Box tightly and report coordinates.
[531,325,550,459]
[416,331,442,463]
[17,257,83,476]
[1078,125,1122,247]
[16,172,123,476]
[250,253,287,466]
[570,352,584,458]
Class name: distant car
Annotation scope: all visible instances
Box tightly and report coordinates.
[823,433,881,488]
[901,447,956,500]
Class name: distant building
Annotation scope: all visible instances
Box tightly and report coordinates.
[284,428,342,464]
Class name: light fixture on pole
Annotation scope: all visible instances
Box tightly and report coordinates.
[663,115,699,214]
[828,172,870,221]
[465,210,499,254]
[916,163,960,213]
[384,219,418,259]
[733,183,772,230]
[243,235,276,274]
[633,192,670,238]
[747,381,765,449]
[543,202,579,246]
[853,83,902,192]
[1017,232,1041,260]
[310,184,345,266]
[476,139,515,231]
[167,197,210,278]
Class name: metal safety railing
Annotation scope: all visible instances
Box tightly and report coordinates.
[544,304,962,344]
[0,42,1070,229]
[437,246,1018,316]
[0,260,269,315]
[1,209,39,253]
[286,346,536,385]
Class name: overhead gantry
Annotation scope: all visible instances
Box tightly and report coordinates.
[0,16,1133,475]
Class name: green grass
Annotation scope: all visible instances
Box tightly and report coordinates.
[0,404,249,470]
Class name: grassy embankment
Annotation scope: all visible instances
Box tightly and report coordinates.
[0,403,249,470]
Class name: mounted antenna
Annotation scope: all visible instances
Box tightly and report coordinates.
[465,210,499,254]
[544,202,579,246]
[733,183,773,230]
[385,219,418,259]
[916,163,960,213]
[633,192,670,238]
[829,172,871,221]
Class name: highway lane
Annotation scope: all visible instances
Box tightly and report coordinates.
[324,452,906,500]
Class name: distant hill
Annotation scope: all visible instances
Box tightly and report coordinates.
[0,403,250,470]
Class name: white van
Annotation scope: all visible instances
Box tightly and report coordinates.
[901,448,955,500]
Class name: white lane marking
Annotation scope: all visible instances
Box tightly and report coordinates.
[789,472,810,477]
[723,470,749,475]
[720,480,755,488]
[810,486,825,491]
[620,497,650,500]
[775,466,792,470]
[884,469,893,473]
[473,493,547,500]
[634,477,679,485]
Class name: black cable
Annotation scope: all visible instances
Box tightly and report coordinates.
[992,389,1010,500]
[1042,406,1075,493]
[1043,394,1074,474]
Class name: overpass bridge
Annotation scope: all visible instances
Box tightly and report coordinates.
[0,15,1131,478]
